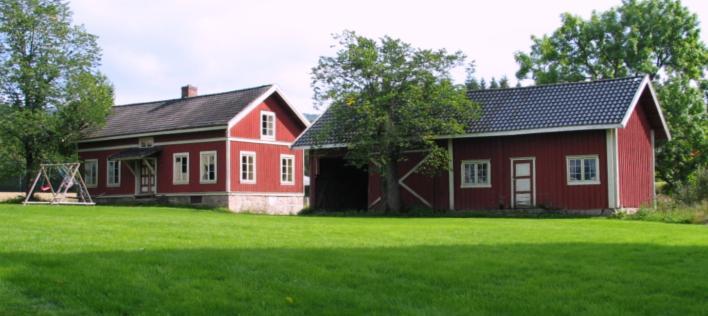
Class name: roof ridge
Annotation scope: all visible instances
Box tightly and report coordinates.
[114,84,274,107]
[468,75,645,93]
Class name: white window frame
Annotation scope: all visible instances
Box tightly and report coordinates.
[199,151,217,184]
[106,160,121,187]
[566,155,601,185]
[138,137,154,148]
[83,159,98,188]
[460,159,492,188]
[240,151,256,184]
[280,154,295,185]
[173,152,189,185]
[260,111,276,140]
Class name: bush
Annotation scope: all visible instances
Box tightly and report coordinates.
[672,167,708,205]
[615,199,707,225]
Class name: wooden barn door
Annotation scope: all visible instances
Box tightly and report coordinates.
[511,158,535,208]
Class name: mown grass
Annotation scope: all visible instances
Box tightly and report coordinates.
[0,205,706,315]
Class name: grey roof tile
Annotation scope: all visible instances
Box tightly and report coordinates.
[83,85,273,139]
[293,76,645,148]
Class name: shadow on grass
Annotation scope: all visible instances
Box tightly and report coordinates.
[1,243,706,315]
[299,208,602,219]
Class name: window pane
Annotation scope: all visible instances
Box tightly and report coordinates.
[477,163,488,183]
[584,159,596,181]
[569,159,581,181]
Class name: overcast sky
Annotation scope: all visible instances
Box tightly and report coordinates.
[70,0,708,114]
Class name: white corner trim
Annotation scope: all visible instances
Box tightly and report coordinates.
[606,130,618,208]
[227,85,311,132]
[614,128,621,208]
[398,153,433,208]
[447,139,454,210]
[225,135,231,192]
[651,129,656,208]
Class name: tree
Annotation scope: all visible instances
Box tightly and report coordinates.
[0,0,113,193]
[311,31,478,212]
[498,76,510,88]
[489,77,499,89]
[514,0,707,190]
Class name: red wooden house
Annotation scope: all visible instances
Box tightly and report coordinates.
[293,76,671,213]
[78,84,309,214]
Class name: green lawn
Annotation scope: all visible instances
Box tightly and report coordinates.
[0,205,706,315]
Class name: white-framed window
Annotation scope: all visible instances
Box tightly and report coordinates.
[83,159,98,188]
[240,151,256,184]
[280,154,295,185]
[107,160,121,187]
[260,111,275,140]
[139,137,154,148]
[199,151,217,184]
[566,155,600,185]
[173,153,189,185]
[461,160,491,188]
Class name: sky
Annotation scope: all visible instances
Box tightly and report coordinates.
[70,0,708,115]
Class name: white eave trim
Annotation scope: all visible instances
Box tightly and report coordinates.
[78,126,227,143]
[227,85,311,131]
[620,75,671,140]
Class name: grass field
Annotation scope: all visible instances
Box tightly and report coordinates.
[0,205,706,315]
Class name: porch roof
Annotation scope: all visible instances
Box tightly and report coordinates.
[108,147,162,161]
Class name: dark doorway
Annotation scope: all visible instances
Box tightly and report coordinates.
[315,157,368,210]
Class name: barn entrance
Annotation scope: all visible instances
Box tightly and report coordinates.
[314,157,368,210]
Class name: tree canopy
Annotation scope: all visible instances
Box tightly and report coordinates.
[0,0,113,189]
[514,0,707,190]
[311,31,478,211]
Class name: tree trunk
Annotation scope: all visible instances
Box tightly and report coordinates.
[382,159,401,212]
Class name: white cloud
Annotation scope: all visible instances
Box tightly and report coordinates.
[70,0,708,113]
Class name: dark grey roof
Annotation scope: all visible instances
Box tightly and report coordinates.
[108,147,162,160]
[293,76,646,148]
[83,85,273,140]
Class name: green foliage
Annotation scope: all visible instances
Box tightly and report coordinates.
[612,200,707,224]
[672,167,708,205]
[514,0,708,189]
[0,0,113,186]
[311,31,478,211]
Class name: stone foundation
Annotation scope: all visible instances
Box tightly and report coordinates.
[228,194,304,215]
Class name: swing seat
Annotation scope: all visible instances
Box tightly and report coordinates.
[40,184,51,192]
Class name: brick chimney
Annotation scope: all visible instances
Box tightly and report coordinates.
[181,85,198,98]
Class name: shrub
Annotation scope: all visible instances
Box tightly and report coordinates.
[672,167,708,205]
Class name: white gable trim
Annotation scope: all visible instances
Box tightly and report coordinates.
[227,85,310,132]
[620,75,671,140]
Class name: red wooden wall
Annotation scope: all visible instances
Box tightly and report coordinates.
[366,130,609,210]
[229,93,306,193]
[618,93,655,208]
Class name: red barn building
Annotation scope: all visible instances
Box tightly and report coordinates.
[294,76,671,213]
[78,84,309,214]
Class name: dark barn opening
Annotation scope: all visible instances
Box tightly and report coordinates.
[315,157,368,210]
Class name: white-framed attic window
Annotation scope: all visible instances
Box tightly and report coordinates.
[260,111,275,140]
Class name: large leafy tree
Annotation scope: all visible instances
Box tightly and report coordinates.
[514,0,708,190]
[312,31,478,212]
[0,0,113,191]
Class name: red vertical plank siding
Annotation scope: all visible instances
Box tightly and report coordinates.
[618,98,654,208]
[230,142,303,193]
[78,149,136,196]
[229,95,306,141]
[453,131,608,210]
[156,141,226,193]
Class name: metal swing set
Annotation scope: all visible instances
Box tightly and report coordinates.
[23,163,95,205]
